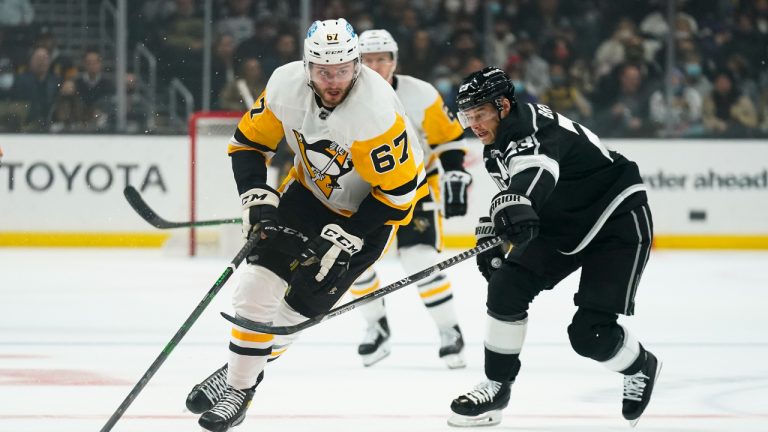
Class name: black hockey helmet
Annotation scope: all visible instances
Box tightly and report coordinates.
[456,66,515,127]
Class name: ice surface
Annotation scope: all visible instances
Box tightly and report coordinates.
[1,247,767,431]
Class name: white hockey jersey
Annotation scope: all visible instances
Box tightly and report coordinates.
[228,61,428,226]
[393,74,466,173]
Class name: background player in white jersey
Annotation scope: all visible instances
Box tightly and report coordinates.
[350,29,472,369]
[186,19,428,432]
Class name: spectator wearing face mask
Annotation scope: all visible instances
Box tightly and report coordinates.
[649,68,704,137]
[703,69,758,137]
[540,63,592,123]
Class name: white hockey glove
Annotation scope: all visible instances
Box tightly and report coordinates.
[240,185,280,240]
[443,170,472,218]
[294,223,363,294]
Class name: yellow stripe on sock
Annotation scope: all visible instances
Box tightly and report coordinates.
[231,328,274,343]
[419,282,451,299]
[350,280,380,296]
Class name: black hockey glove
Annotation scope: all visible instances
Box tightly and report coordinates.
[490,191,539,246]
[240,185,280,240]
[293,223,364,295]
[475,217,504,282]
[443,169,472,218]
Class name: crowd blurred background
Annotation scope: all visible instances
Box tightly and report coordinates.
[0,0,766,138]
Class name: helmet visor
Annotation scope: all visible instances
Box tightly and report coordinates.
[457,103,498,128]
[308,60,358,84]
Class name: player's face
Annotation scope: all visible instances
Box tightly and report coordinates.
[362,52,396,83]
[459,103,501,144]
[309,61,357,107]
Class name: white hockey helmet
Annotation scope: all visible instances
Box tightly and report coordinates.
[359,29,399,63]
[303,18,361,86]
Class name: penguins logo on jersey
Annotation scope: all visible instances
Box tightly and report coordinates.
[294,130,353,198]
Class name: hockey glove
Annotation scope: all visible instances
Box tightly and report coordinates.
[443,170,472,218]
[294,223,364,294]
[475,217,504,282]
[240,185,280,240]
[490,191,539,246]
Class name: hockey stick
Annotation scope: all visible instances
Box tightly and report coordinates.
[124,185,241,229]
[221,236,502,335]
[99,235,258,432]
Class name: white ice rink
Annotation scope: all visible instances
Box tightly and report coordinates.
[1,247,768,432]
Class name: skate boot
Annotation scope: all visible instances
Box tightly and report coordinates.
[198,384,256,432]
[439,325,466,369]
[186,364,263,414]
[357,316,391,367]
[622,350,662,427]
[448,379,511,427]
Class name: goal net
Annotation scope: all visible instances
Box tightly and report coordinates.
[183,111,244,257]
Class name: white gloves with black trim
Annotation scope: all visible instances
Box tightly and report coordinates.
[295,223,364,294]
[240,185,280,240]
[443,170,472,218]
[489,191,539,246]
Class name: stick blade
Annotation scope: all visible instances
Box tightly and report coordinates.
[220,312,297,335]
[123,186,170,228]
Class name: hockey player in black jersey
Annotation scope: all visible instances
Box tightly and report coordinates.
[448,66,661,428]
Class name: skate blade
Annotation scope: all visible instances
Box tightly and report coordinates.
[442,353,467,369]
[447,409,503,427]
[361,343,391,367]
[628,359,663,428]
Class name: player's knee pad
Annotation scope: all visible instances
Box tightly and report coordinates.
[232,264,288,322]
[567,307,623,361]
[398,244,438,275]
[487,262,545,318]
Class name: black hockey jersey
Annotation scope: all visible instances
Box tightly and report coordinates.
[484,102,647,254]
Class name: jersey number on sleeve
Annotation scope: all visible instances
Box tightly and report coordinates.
[371,130,409,173]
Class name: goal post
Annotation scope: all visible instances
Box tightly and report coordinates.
[187,111,244,256]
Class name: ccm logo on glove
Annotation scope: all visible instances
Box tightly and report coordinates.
[321,225,362,254]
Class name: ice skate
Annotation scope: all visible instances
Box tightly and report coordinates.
[623,351,662,427]
[358,316,391,366]
[439,325,466,369]
[187,364,263,414]
[448,379,511,427]
[198,384,255,432]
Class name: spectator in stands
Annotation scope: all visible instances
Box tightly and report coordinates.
[594,18,638,80]
[399,30,436,80]
[211,33,237,109]
[35,28,77,81]
[9,46,59,132]
[489,19,516,68]
[703,70,758,137]
[540,63,592,123]
[158,0,204,107]
[504,55,538,105]
[513,33,550,97]
[51,78,86,132]
[264,33,299,77]
[218,57,265,111]
[235,16,278,67]
[216,0,255,46]
[595,63,651,137]
[73,48,115,131]
[649,68,704,137]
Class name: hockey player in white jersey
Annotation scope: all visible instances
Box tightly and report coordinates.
[187,19,428,432]
[349,29,472,369]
